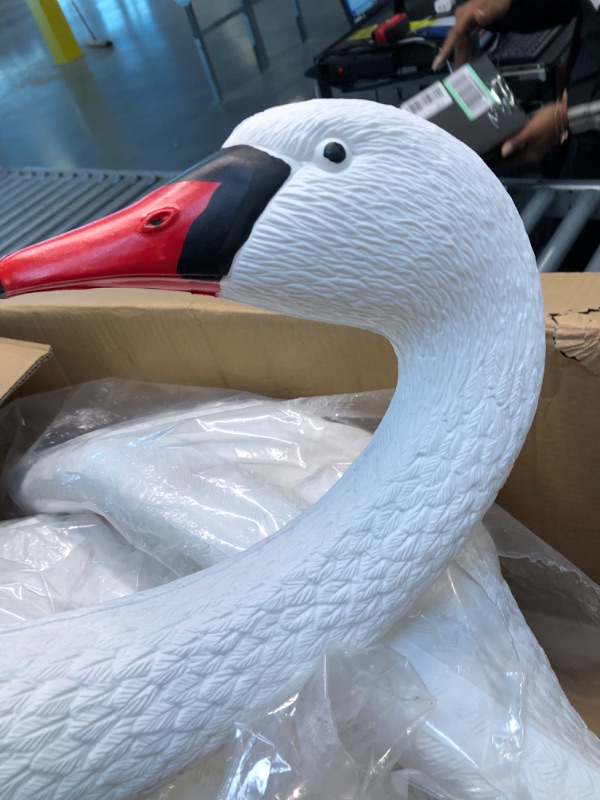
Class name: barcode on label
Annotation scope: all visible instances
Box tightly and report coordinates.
[402,82,452,119]
[443,65,494,120]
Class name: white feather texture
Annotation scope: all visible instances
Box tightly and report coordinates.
[0,99,547,800]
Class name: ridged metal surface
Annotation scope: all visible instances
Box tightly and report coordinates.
[0,168,598,272]
[0,167,173,258]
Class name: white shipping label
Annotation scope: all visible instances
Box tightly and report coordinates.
[402,81,453,119]
[444,65,494,121]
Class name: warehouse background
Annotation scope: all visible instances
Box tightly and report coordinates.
[0,0,348,172]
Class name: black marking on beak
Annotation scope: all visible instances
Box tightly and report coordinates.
[176,145,291,280]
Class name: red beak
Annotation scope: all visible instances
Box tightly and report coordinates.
[0,146,290,298]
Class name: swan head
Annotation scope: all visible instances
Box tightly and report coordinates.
[0,99,536,344]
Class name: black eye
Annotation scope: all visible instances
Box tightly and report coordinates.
[323,142,346,164]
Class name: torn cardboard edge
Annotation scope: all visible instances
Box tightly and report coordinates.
[542,274,600,375]
[0,337,52,406]
[549,308,600,375]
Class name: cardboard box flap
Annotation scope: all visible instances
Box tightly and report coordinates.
[542,272,600,314]
[0,337,52,405]
[0,290,397,399]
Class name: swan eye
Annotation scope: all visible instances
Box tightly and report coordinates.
[313,139,351,172]
[323,142,346,163]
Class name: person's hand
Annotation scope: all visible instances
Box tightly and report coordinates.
[500,95,568,166]
[432,0,512,71]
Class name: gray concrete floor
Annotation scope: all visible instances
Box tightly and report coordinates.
[0,0,350,172]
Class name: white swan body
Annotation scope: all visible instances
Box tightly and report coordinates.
[0,99,545,799]
[10,393,372,575]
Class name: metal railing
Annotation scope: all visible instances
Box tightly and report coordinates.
[177,0,308,103]
[504,179,600,273]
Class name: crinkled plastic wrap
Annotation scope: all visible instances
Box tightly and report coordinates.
[1,382,598,800]
[384,512,600,799]
[382,524,528,799]
[1,379,382,575]
[0,513,175,624]
[485,504,600,734]
[141,644,437,800]
[217,645,436,800]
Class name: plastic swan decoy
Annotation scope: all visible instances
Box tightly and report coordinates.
[0,99,548,799]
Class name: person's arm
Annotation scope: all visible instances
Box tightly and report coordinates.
[500,0,600,167]
[500,93,568,164]
[432,0,580,70]
[500,90,600,167]
[432,0,511,70]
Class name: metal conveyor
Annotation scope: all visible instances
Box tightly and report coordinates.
[504,179,600,273]
[0,166,172,259]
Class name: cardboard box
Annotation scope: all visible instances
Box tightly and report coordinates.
[0,273,599,735]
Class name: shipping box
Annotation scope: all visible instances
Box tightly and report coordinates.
[0,272,599,736]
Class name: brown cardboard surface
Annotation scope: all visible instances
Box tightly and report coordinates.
[0,289,397,399]
[499,274,600,585]
[0,336,51,406]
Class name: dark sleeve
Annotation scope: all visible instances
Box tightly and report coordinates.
[488,0,581,32]
[569,77,600,105]
[566,1,600,104]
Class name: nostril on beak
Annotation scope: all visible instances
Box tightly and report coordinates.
[141,207,179,233]
[147,216,166,227]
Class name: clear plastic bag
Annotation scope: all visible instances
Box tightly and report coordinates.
[0,513,175,624]
[217,645,436,800]
[0,379,388,471]
[383,512,600,800]
[485,505,600,735]
[485,503,600,645]
[2,380,384,575]
[141,644,436,800]
[382,527,528,799]
[1,382,598,799]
